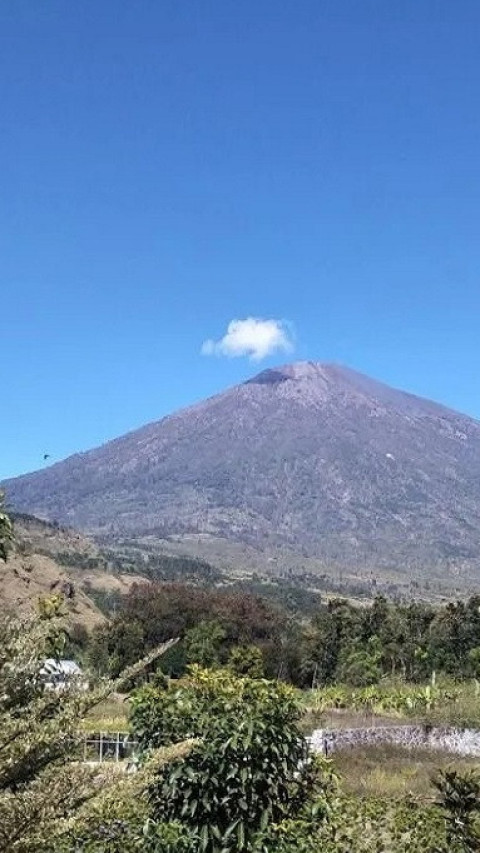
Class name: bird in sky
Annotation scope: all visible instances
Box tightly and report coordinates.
[43,453,50,461]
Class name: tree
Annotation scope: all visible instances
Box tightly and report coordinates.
[336,644,381,687]
[184,620,226,668]
[87,617,145,676]
[0,491,13,561]
[90,582,287,679]
[131,667,324,852]
[227,644,264,678]
[0,604,177,853]
[468,647,480,679]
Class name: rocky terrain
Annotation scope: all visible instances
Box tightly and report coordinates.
[4,362,480,586]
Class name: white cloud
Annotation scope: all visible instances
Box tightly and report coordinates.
[201,317,294,362]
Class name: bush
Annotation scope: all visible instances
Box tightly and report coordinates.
[434,769,480,852]
[131,667,326,852]
[54,745,196,853]
[228,644,264,678]
[0,595,178,853]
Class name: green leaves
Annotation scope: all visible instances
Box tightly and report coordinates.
[303,682,454,720]
[434,769,480,851]
[132,667,324,851]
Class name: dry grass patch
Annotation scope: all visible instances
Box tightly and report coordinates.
[333,743,480,801]
[81,695,129,732]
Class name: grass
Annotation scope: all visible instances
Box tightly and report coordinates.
[300,679,480,733]
[80,694,129,732]
[301,706,401,733]
[423,683,480,728]
[332,743,480,801]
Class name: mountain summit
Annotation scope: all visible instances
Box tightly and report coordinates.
[5,362,480,582]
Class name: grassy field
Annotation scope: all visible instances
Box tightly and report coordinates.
[301,680,480,811]
[332,743,480,800]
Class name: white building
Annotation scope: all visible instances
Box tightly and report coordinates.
[40,658,86,690]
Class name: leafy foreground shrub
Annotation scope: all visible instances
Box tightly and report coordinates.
[260,770,480,853]
[54,743,196,853]
[131,667,330,852]
[434,769,480,852]
[260,797,448,853]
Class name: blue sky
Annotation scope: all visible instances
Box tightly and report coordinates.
[2,1,480,480]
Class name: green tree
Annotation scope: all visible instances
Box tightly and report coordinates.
[227,644,264,678]
[468,647,480,679]
[131,667,324,852]
[336,646,381,687]
[184,620,226,668]
[90,583,287,679]
[88,617,145,676]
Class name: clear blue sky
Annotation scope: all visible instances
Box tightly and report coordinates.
[2,1,480,480]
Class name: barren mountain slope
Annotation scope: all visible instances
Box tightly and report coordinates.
[4,362,480,581]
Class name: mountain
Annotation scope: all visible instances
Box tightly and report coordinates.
[4,362,480,587]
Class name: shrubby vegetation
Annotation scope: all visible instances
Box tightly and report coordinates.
[131,667,327,852]
[2,606,480,852]
[0,556,178,852]
[0,604,95,852]
[303,682,457,722]
[0,604,331,852]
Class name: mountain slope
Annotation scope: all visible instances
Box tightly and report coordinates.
[4,362,480,582]
[0,514,146,626]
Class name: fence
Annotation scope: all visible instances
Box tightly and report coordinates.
[309,725,480,757]
[80,731,139,763]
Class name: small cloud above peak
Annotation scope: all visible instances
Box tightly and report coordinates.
[201,317,294,362]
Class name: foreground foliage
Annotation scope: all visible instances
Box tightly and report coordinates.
[54,743,195,853]
[3,606,480,853]
[131,667,327,852]
[0,603,177,853]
